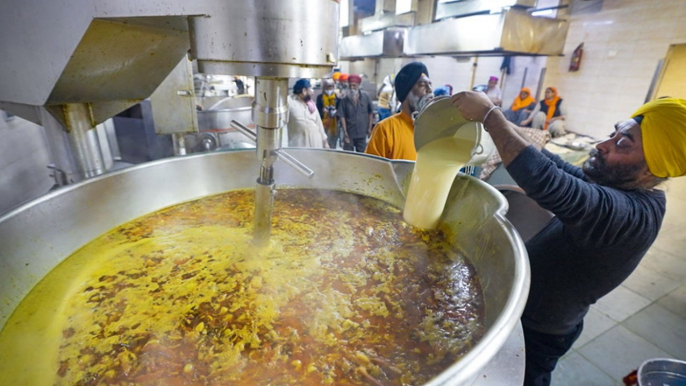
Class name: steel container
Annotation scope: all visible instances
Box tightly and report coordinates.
[0,149,529,385]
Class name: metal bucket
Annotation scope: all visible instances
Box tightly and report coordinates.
[0,149,529,385]
[639,358,686,386]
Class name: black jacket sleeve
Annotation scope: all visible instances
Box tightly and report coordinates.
[506,146,665,249]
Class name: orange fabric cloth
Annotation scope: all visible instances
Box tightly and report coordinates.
[365,111,417,160]
[543,87,561,130]
[339,73,349,82]
[511,87,535,112]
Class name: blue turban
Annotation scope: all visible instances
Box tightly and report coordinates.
[293,79,311,95]
[395,62,429,103]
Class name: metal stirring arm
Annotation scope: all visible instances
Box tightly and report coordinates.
[231,120,314,179]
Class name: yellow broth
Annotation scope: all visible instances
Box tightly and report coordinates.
[0,189,484,385]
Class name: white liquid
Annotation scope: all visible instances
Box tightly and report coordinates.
[403,136,475,229]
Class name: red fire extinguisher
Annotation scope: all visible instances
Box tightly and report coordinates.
[569,43,584,72]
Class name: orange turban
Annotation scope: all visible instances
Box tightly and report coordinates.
[332,72,341,81]
[631,98,686,178]
[339,73,349,82]
[511,87,535,112]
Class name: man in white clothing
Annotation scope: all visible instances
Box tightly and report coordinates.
[287,79,329,148]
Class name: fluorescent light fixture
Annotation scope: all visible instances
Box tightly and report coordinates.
[340,0,349,27]
[531,9,554,17]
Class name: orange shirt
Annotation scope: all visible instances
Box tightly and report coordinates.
[365,111,417,161]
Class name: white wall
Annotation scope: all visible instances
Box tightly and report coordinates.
[544,0,686,138]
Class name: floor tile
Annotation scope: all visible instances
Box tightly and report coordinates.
[651,226,686,263]
[622,263,681,301]
[658,285,686,319]
[594,286,651,322]
[573,307,617,349]
[552,351,618,386]
[624,303,686,359]
[638,246,686,283]
[578,325,673,381]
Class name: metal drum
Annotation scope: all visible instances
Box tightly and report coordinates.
[0,150,529,385]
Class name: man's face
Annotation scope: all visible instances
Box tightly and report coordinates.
[407,74,433,113]
[323,83,335,94]
[582,119,651,188]
[300,87,313,102]
[349,82,360,91]
[488,80,497,88]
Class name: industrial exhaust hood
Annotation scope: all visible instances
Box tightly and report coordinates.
[339,28,407,60]
[340,1,568,60]
[404,8,569,57]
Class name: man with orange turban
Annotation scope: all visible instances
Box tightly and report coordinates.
[503,87,536,126]
[337,74,373,152]
[338,73,350,98]
[452,92,686,386]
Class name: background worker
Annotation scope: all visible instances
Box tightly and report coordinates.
[503,87,536,126]
[377,74,396,121]
[338,74,373,152]
[287,79,329,148]
[522,87,567,137]
[366,62,432,161]
[316,78,340,149]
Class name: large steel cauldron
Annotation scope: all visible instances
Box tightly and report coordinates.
[0,149,529,385]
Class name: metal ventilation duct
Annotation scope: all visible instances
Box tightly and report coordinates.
[435,0,536,21]
[404,8,569,57]
[339,28,407,60]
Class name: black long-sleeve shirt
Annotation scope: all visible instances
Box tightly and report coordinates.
[506,146,666,334]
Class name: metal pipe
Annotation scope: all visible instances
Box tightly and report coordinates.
[231,120,257,142]
[469,56,479,89]
[63,103,106,179]
[232,120,313,178]
[252,77,289,245]
[276,150,315,179]
[173,133,187,156]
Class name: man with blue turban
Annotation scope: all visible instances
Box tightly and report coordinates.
[452,93,686,386]
[366,62,433,160]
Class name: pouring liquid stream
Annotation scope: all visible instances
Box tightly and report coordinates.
[403,136,475,229]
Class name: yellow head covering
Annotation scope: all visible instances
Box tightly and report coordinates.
[631,98,686,178]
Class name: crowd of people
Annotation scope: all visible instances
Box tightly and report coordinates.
[287,67,575,158]
[283,62,686,386]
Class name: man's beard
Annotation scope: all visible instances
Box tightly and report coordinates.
[582,149,644,189]
[303,94,312,103]
[407,92,434,115]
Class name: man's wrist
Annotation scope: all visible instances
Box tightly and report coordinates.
[482,106,502,130]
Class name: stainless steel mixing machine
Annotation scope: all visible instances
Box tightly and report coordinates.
[0,0,339,243]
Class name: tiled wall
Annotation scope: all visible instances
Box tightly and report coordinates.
[544,0,686,138]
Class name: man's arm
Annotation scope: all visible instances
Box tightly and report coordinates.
[540,148,585,179]
[521,103,540,126]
